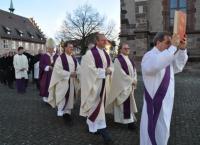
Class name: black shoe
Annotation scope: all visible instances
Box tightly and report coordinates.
[128,122,137,130]
[8,85,14,89]
[63,114,73,125]
[98,129,114,145]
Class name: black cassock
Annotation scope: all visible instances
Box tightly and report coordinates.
[6,56,15,88]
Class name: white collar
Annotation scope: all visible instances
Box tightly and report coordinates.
[47,52,54,56]
[96,46,104,51]
[65,53,72,57]
[121,53,129,58]
[153,47,162,53]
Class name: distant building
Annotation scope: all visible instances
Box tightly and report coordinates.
[120,0,200,61]
[0,0,46,54]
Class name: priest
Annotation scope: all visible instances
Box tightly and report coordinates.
[140,32,188,145]
[80,33,114,144]
[106,43,138,130]
[39,38,58,103]
[48,42,79,123]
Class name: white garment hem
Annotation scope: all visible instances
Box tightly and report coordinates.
[42,97,48,103]
[57,110,71,116]
[86,119,106,133]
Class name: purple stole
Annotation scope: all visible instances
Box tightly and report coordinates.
[52,54,59,67]
[144,65,170,145]
[39,54,51,97]
[60,53,77,111]
[88,47,111,122]
[39,53,58,78]
[117,54,135,119]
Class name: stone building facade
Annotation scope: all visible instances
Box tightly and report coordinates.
[120,0,200,61]
[0,9,46,55]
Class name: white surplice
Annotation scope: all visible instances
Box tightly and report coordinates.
[48,54,79,116]
[80,47,112,133]
[106,54,138,124]
[13,54,28,79]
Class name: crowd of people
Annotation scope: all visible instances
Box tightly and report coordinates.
[0,51,15,89]
[0,48,42,93]
[0,31,188,145]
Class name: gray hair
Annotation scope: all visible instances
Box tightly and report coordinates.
[95,33,105,42]
[63,42,73,48]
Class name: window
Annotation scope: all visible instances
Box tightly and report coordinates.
[16,29,23,37]
[27,31,34,39]
[11,41,16,49]
[139,6,143,14]
[31,43,34,51]
[25,42,29,50]
[2,26,11,35]
[37,44,40,50]
[41,44,44,50]
[169,0,187,29]
[3,40,9,49]
[19,41,23,47]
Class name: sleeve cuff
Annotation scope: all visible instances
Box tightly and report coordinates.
[179,48,187,52]
[97,68,106,79]
[45,66,49,71]
[168,45,177,54]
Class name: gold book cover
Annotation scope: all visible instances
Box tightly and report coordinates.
[173,10,187,40]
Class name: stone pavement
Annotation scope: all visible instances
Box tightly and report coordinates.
[0,73,199,145]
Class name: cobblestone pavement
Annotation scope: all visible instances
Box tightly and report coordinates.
[0,73,199,145]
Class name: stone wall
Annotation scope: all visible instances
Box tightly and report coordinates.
[135,0,148,31]
[188,34,200,57]
[120,0,200,61]
[148,0,163,32]
[195,0,200,31]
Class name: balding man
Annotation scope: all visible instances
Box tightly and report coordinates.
[80,33,114,144]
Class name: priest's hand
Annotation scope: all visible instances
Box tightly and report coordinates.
[70,72,77,78]
[132,80,137,88]
[178,35,187,50]
[49,66,53,70]
[106,68,112,76]
[171,34,181,47]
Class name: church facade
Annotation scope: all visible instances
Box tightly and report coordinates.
[120,0,200,61]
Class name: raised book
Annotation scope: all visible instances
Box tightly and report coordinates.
[173,10,187,40]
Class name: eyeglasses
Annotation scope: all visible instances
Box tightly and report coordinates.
[123,47,130,50]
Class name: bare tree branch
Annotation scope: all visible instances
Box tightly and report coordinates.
[56,4,118,54]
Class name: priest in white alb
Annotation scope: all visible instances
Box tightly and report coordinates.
[80,33,114,144]
[140,32,188,145]
[48,42,79,124]
[106,43,138,130]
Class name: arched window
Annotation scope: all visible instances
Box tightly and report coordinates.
[169,0,187,29]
